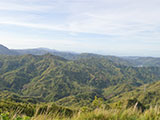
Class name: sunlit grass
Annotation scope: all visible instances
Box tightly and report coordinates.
[1,106,160,120]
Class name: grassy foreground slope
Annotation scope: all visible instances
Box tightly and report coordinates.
[1,102,160,120]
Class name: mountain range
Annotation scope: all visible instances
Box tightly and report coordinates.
[0,44,160,67]
[0,44,160,107]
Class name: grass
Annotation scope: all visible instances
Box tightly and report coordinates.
[1,106,160,120]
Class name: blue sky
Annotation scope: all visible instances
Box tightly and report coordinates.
[0,0,160,56]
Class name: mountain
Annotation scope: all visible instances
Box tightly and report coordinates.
[1,44,160,67]
[13,49,160,67]
[13,48,78,60]
[1,44,160,107]
[0,44,78,59]
[0,44,18,55]
[0,54,160,107]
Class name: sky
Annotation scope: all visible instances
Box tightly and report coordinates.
[0,0,160,57]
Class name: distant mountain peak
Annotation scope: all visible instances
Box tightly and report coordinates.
[0,44,9,49]
[0,44,18,55]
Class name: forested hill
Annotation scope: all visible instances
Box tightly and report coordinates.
[0,54,160,106]
[107,80,160,107]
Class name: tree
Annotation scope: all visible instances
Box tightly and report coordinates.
[92,96,104,109]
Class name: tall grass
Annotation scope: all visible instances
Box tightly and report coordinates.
[31,106,160,120]
[1,106,160,120]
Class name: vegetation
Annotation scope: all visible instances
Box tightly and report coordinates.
[0,54,160,106]
[0,46,160,119]
[1,101,160,120]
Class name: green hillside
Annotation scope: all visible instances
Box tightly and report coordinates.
[0,54,160,107]
[109,81,160,107]
[0,54,160,119]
